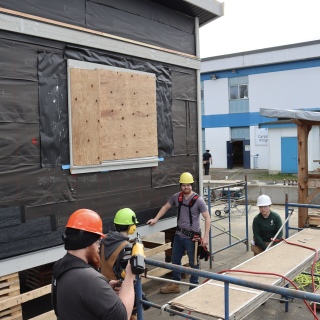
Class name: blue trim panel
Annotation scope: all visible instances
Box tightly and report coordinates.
[201,57,320,81]
[202,112,271,128]
[260,123,296,128]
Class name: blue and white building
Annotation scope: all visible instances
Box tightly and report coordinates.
[201,41,320,173]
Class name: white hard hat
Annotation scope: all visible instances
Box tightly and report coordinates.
[257,195,272,206]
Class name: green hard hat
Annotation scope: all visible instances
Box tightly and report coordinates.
[114,208,138,225]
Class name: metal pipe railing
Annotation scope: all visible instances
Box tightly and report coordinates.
[145,258,320,302]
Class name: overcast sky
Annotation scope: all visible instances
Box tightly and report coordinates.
[200,0,320,58]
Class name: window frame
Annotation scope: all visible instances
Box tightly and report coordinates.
[67,59,159,174]
[229,84,249,101]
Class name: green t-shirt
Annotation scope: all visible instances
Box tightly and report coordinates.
[252,210,283,250]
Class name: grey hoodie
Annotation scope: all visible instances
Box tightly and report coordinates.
[102,231,132,279]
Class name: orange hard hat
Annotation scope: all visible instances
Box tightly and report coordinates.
[65,209,106,238]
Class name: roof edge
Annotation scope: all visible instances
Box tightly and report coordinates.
[201,39,320,62]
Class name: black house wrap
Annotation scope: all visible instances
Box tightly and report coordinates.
[0,1,199,260]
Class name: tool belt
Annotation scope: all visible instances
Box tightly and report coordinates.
[176,227,201,238]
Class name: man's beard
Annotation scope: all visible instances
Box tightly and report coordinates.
[86,245,101,269]
[182,189,192,195]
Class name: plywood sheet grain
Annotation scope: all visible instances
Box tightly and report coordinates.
[171,283,258,318]
[171,229,320,319]
[99,70,158,161]
[70,68,101,166]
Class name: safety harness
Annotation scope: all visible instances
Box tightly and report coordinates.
[176,192,201,238]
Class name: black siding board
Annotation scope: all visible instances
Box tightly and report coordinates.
[0,216,52,244]
[0,206,21,228]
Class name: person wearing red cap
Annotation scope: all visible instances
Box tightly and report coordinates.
[51,209,135,320]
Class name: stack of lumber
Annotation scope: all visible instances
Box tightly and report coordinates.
[26,263,54,290]
[0,273,22,320]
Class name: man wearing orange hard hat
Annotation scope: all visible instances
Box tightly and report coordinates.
[51,209,135,320]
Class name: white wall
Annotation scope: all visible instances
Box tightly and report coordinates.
[203,78,229,115]
[249,67,320,112]
[268,126,320,173]
[201,43,320,73]
[250,126,269,169]
[308,126,320,171]
[205,127,229,168]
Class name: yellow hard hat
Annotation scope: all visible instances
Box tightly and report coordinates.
[179,172,194,184]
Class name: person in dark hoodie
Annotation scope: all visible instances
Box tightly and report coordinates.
[101,208,141,320]
[100,208,136,281]
[52,209,135,320]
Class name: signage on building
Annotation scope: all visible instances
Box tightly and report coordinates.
[255,128,268,145]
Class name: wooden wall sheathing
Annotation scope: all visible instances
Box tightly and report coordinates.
[99,69,158,161]
[70,68,101,166]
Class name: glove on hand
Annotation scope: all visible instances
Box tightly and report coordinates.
[198,244,210,261]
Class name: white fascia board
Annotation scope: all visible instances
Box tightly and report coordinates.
[244,44,320,67]
[201,56,244,73]
[0,217,177,275]
[70,158,159,174]
[201,43,320,73]
[185,0,224,18]
[0,245,66,277]
[0,12,200,70]
[128,217,177,239]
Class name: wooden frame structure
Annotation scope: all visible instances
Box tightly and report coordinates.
[291,119,320,227]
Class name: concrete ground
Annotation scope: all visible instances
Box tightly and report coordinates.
[141,204,319,320]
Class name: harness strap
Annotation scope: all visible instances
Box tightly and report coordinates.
[177,192,199,229]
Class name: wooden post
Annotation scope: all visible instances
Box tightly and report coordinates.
[297,124,311,228]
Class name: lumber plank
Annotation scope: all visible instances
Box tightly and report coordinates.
[308,179,320,188]
[100,70,158,161]
[141,255,188,284]
[29,310,57,320]
[308,215,320,226]
[70,68,102,166]
[0,285,51,311]
[0,274,19,282]
[0,305,21,317]
[145,243,172,258]
[0,7,196,59]
[142,241,165,249]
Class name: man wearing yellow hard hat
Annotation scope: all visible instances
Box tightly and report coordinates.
[147,172,211,293]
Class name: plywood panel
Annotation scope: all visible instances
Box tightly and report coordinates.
[99,70,158,161]
[70,68,101,166]
[171,229,320,319]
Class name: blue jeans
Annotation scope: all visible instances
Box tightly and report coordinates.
[171,234,200,288]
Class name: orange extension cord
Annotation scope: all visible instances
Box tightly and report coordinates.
[202,238,319,320]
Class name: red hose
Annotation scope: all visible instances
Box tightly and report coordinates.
[204,238,318,319]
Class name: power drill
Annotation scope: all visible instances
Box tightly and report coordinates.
[119,233,145,277]
[130,233,146,275]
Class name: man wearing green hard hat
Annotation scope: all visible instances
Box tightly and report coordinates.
[101,208,138,281]
[100,208,149,320]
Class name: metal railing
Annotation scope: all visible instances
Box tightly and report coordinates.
[134,258,320,320]
[285,201,320,238]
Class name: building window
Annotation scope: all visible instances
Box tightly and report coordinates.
[231,127,250,140]
[229,84,248,100]
[229,76,249,114]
